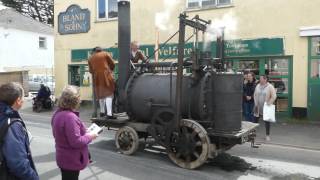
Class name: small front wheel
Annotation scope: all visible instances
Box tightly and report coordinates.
[115,126,139,155]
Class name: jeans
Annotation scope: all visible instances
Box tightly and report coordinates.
[243,101,255,122]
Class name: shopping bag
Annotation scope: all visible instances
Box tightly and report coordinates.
[263,102,276,123]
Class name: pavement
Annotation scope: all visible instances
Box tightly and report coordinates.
[21,97,320,151]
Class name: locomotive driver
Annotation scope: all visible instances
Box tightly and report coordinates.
[88,47,116,120]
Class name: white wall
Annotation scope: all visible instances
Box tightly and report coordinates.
[0,27,54,71]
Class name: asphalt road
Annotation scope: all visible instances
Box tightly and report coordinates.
[21,112,320,180]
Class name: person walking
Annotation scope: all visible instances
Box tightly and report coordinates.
[88,46,116,119]
[51,86,97,180]
[254,75,277,141]
[0,82,39,180]
[243,72,256,122]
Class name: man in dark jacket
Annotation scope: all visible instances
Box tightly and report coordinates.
[243,72,256,122]
[0,82,39,180]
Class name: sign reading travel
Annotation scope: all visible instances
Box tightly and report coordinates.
[58,5,90,35]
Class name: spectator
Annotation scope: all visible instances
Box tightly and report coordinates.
[254,75,277,141]
[0,82,39,180]
[243,72,256,122]
[51,86,97,180]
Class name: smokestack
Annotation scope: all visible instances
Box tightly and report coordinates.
[118,0,131,110]
[216,27,225,69]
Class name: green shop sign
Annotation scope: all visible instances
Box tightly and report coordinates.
[71,38,284,62]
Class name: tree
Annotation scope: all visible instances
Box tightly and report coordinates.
[0,0,53,26]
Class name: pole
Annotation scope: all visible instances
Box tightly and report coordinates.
[175,14,186,129]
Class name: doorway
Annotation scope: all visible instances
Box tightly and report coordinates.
[308,37,320,121]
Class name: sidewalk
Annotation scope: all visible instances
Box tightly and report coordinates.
[254,119,320,150]
[21,100,320,151]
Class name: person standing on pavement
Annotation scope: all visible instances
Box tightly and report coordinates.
[51,86,98,180]
[88,46,116,119]
[254,75,277,141]
[243,72,256,122]
[0,82,39,180]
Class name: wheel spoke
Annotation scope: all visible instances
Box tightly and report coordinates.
[181,126,188,134]
[193,152,200,158]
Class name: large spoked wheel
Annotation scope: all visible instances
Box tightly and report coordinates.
[168,119,210,169]
[115,126,139,155]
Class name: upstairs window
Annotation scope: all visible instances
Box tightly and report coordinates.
[97,0,118,20]
[39,37,47,49]
[187,0,232,9]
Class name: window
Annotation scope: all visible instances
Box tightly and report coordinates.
[97,0,118,20]
[311,37,320,56]
[187,0,232,9]
[39,37,47,49]
[310,60,320,79]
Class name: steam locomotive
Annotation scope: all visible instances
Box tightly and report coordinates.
[92,0,258,169]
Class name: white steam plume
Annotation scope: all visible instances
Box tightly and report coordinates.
[204,12,238,50]
[155,0,181,31]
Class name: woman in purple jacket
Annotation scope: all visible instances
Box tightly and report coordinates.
[52,86,97,180]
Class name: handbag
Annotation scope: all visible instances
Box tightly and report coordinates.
[263,102,276,123]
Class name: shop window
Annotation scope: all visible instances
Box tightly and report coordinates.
[265,58,289,76]
[269,77,288,94]
[310,60,320,79]
[39,37,47,49]
[69,65,92,87]
[311,37,320,56]
[97,0,118,20]
[69,66,81,87]
[187,0,232,9]
[237,60,260,76]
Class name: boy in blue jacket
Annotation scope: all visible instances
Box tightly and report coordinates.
[0,82,39,180]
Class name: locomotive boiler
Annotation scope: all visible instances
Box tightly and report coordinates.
[92,0,258,169]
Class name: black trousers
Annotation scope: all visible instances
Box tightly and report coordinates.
[254,116,271,136]
[60,169,80,180]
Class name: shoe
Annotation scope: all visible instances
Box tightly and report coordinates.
[265,136,271,141]
[107,115,117,120]
[100,113,105,118]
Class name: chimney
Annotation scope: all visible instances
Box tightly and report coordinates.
[117,0,131,110]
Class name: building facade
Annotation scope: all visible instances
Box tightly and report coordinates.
[0,8,54,71]
[54,0,320,120]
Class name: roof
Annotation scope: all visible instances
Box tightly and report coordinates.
[0,8,53,35]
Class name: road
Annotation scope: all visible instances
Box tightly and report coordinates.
[21,112,320,180]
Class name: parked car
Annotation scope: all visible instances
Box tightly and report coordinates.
[28,75,55,93]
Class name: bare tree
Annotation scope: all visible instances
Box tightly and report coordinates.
[0,0,53,25]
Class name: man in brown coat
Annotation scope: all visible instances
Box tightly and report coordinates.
[88,47,116,119]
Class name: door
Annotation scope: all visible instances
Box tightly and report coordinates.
[308,59,320,121]
[308,37,320,121]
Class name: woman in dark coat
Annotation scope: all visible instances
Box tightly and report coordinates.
[243,72,256,122]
